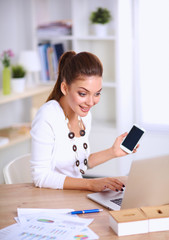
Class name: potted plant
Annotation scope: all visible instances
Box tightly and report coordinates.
[11,65,26,93]
[90,7,112,36]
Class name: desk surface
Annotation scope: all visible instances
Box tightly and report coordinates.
[0,183,169,240]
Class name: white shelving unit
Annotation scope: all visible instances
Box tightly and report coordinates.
[33,0,118,128]
[0,84,53,105]
[0,84,53,150]
[31,0,134,176]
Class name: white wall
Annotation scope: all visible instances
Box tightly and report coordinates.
[0,0,33,183]
[0,0,33,128]
[0,0,33,69]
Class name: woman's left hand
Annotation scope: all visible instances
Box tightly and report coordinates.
[111,132,139,158]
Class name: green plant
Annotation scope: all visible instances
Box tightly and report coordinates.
[90,7,112,24]
[12,65,26,78]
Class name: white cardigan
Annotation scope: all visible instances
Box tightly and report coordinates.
[30,100,91,189]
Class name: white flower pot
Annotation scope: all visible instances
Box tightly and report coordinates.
[11,78,25,93]
[93,24,108,37]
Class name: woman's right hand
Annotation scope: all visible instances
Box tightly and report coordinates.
[88,177,125,192]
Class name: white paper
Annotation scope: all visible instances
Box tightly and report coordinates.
[1,208,98,240]
[17,208,74,224]
[0,224,20,239]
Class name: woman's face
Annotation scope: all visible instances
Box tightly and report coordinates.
[65,75,102,117]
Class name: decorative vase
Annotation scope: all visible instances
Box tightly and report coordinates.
[11,78,25,93]
[2,66,11,95]
[93,24,108,37]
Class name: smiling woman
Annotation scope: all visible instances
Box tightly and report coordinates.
[30,51,133,192]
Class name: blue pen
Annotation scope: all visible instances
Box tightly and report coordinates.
[69,209,103,214]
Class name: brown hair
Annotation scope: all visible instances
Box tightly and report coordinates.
[46,51,103,102]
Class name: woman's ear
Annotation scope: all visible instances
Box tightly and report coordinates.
[60,81,68,96]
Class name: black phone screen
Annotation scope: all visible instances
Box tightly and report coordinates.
[122,125,144,151]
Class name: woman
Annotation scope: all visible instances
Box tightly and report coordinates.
[30,51,136,192]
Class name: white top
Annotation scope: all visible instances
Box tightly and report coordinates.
[30,100,92,189]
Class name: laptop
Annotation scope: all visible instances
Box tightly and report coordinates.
[87,155,169,210]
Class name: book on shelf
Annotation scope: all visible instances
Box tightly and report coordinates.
[38,43,50,82]
[47,46,56,82]
[38,42,64,82]
[53,43,64,62]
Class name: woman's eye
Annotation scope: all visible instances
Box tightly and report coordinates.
[78,92,86,97]
[95,92,101,97]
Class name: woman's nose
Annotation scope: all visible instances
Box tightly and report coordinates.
[86,96,95,106]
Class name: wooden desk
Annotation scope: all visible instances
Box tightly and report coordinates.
[0,183,169,240]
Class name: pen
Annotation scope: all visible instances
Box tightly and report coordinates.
[68,209,103,215]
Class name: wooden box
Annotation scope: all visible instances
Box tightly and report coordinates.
[109,208,148,236]
[141,205,169,232]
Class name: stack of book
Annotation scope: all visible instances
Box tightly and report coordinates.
[38,42,64,82]
[36,20,72,37]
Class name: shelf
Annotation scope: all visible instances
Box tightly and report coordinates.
[36,35,116,42]
[0,124,31,150]
[0,83,54,105]
[36,33,116,41]
[76,35,116,41]
[36,33,74,41]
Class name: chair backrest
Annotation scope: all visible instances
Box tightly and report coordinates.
[3,153,33,184]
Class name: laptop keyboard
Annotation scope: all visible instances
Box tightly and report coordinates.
[110,198,123,206]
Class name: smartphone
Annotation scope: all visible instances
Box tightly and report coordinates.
[120,124,145,154]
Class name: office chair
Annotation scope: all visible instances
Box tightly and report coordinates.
[3,153,33,184]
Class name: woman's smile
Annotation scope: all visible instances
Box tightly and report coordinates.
[79,105,91,113]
